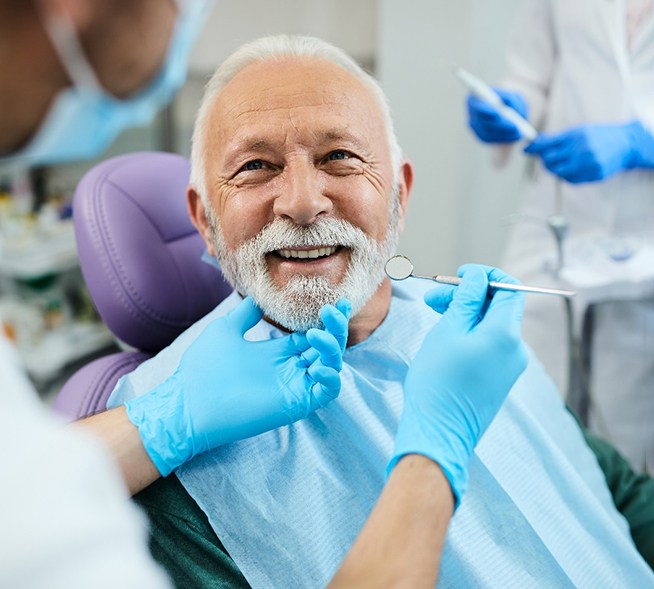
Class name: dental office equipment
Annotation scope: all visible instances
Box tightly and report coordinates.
[455,68,538,142]
[385,255,576,298]
[548,181,570,276]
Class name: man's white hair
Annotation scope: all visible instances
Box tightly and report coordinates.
[189,34,403,205]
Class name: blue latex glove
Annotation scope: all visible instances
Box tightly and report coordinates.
[126,296,351,476]
[388,265,528,507]
[525,120,654,184]
[467,89,529,143]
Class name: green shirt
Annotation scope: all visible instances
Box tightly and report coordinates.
[135,429,654,589]
[581,429,654,567]
[136,474,250,589]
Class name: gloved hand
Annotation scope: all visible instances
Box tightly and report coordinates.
[388,265,528,507]
[525,120,654,183]
[126,296,351,476]
[467,89,529,143]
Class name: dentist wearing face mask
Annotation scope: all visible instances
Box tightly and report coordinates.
[2,0,202,164]
[0,2,533,588]
[1,2,210,588]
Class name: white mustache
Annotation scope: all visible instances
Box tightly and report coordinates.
[249,217,367,254]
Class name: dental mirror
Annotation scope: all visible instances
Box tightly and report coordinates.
[385,255,576,298]
[384,255,414,281]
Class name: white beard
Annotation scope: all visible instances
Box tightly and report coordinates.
[209,190,401,332]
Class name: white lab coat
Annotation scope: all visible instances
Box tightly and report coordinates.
[0,334,171,589]
[499,0,654,472]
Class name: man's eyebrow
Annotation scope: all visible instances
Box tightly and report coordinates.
[319,129,368,150]
[222,138,277,169]
[243,139,275,151]
[231,138,276,153]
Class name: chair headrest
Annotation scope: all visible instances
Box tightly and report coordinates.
[73,151,232,352]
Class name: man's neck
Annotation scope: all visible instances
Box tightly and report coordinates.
[346,279,392,346]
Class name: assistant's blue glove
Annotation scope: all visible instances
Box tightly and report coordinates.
[388,265,528,507]
[525,120,654,183]
[467,89,529,143]
[126,296,351,476]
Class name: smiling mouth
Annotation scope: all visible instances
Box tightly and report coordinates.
[274,246,341,260]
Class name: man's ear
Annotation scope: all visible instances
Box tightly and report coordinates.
[187,186,217,257]
[397,160,414,233]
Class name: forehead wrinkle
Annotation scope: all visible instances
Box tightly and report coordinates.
[222,88,346,120]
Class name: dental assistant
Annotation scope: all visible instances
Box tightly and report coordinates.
[466,0,654,473]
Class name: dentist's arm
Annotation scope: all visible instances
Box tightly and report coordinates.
[75,406,161,496]
[329,454,452,589]
[329,265,528,588]
[77,298,350,495]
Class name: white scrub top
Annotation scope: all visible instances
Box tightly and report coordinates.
[0,332,171,589]
[499,0,654,472]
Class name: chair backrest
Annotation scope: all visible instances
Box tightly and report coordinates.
[54,352,150,421]
[54,151,232,420]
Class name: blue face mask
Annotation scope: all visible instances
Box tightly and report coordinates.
[4,0,211,167]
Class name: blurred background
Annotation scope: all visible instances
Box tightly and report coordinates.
[0,0,523,396]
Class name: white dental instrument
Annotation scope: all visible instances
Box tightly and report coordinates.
[455,68,538,141]
[385,255,576,298]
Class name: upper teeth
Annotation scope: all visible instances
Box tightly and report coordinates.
[278,246,338,259]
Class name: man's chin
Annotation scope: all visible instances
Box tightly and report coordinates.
[261,312,322,334]
[248,278,338,333]
[259,302,325,333]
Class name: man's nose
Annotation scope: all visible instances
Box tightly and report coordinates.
[273,162,333,226]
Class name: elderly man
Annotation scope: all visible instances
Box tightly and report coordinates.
[108,35,654,588]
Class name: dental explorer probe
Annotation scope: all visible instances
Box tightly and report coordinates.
[454,68,539,142]
[385,255,576,299]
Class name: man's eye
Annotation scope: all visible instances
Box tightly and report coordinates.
[240,160,264,172]
[328,150,350,161]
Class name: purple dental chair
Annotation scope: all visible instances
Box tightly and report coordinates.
[53,151,232,421]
